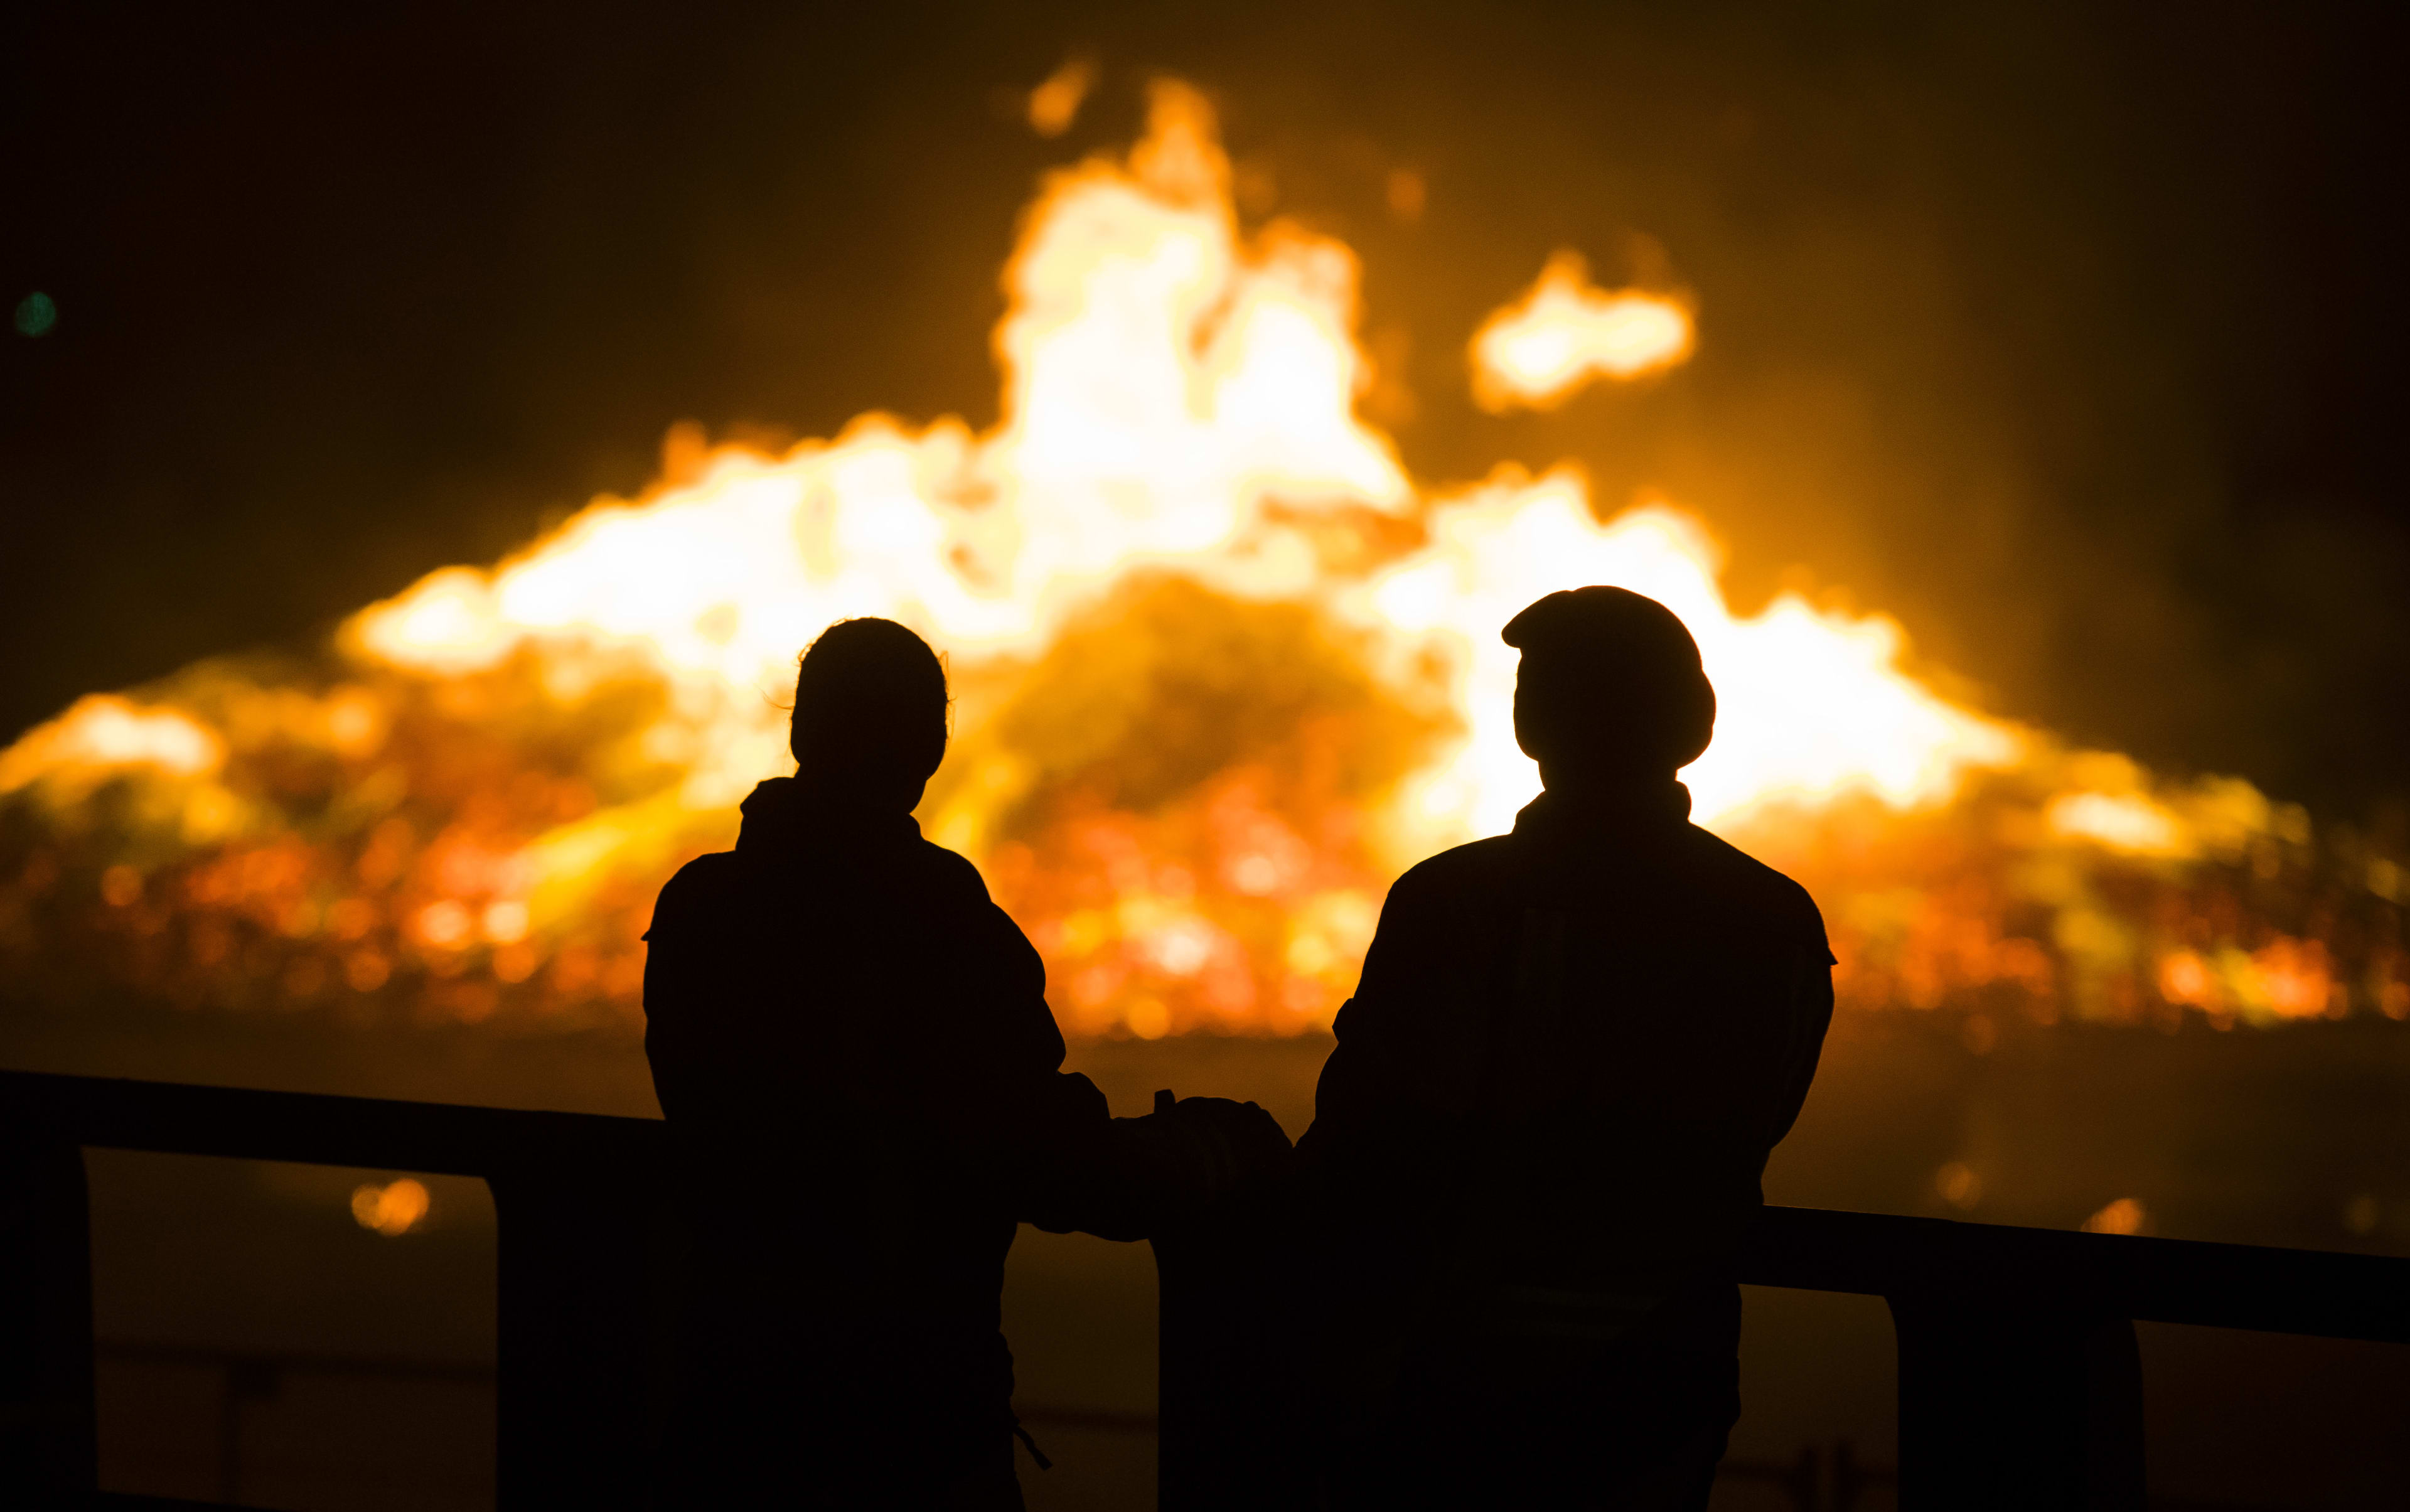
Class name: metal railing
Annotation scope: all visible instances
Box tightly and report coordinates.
[87,1339,1168,1509]
[3,1070,669,1510]
[80,1341,1904,1511]
[1730,1203,2407,1508]
[5,1068,2406,1509]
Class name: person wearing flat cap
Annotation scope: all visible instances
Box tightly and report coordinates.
[1292,586,1835,1509]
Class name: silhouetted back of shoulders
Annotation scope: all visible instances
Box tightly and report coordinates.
[640,618,1119,1506]
[1292,586,1835,1511]
[644,778,1088,1314]
[647,794,1058,1131]
[1304,788,1833,1292]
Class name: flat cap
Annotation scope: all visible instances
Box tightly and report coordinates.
[1504,586,1715,770]
[1503,586,1703,668]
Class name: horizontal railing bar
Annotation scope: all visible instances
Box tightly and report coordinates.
[9,1069,2405,1344]
[90,1339,1153,1436]
[1740,1205,2410,1344]
[0,1068,661,1176]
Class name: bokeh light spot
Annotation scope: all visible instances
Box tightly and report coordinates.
[350,1177,431,1236]
[14,291,56,337]
[2082,1197,2147,1235]
[1935,1161,1983,1209]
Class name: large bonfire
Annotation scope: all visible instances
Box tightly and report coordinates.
[1,83,2401,1041]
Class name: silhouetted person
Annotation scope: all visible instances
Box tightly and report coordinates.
[1292,587,1834,1509]
[643,618,1282,1508]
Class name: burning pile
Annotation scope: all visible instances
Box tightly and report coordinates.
[1,83,2401,1039]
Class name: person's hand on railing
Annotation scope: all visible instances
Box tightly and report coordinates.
[1010,1079,1288,1240]
[1150,1087,1294,1199]
[1113,1088,1293,1238]
[1027,1088,1291,1241]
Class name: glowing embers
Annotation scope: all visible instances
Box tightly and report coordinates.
[2155,940,2343,1024]
[1735,755,2406,1031]
[1470,250,1693,411]
[946,577,1438,1038]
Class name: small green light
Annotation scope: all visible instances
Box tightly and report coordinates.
[15,291,58,337]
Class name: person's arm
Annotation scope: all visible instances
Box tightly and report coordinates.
[640,866,712,1123]
[1295,863,1448,1169]
[910,863,1137,1230]
[892,849,1291,1238]
[1762,936,1836,1152]
[977,941,1292,1239]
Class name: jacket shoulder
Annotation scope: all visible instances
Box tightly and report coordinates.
[645,850,743,937]
[1676,825,1830,947]
[907,834,1003,904]
[1391,834,1519,895]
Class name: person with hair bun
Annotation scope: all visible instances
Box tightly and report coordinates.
[643,617,1283,1508]
[1293,586,1835,1510]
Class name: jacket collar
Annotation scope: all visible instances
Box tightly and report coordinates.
[1512,780,1693,845]
[734,776,919,854]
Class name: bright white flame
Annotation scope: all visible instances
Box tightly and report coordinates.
[326,78,2024,883]
[1471,250,1693,411]
[2048,791,2188,856]
[1346,481,2025,835]
[0,695,225,796]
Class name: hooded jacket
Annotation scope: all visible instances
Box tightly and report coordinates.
[642,775,1113,1334]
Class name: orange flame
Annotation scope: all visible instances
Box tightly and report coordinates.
[1,80,2397,1039]
[1470,250,1693,410]
[1027,56,1098,138]
[333,84,2013,856]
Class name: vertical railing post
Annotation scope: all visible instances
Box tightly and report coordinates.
[1887,1293,2143,1511]
[1153,1223,1251,1511]
[1152,1208,1308,1512]
[490,1154,673,1509]
[0,1132,99,1504]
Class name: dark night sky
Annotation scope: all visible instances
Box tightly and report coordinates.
[5,1,2404,820]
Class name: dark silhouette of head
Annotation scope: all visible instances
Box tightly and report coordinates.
[1504,586,1715,795]
[790,618,949,811]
